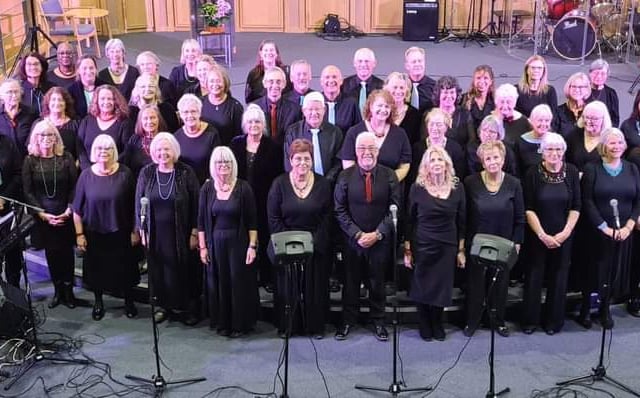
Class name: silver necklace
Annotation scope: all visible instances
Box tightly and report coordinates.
[39,156,57,199]
[156,168,175,200]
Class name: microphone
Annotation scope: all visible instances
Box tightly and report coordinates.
[610,198,620,229]
[390,204,398,229]
[140,197,149,226]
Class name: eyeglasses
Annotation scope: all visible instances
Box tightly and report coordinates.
[584,115,603,122]
[39,133,55,138]
[543,147,564,152]
[291,156,312,164]
[356,145,378,153]
[428,122,447,129]
[214,160,232,165]
[570,85,589,89]
[96,146,113,152]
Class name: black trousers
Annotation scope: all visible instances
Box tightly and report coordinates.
[342,238,391,325]
[0,221,24,287]
[38,221,75,287]
[522,237,572,331]
[466,257,509,329]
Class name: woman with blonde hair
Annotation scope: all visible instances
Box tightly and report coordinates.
[383,71,421,145]
[557,72,591,138]
[169,39,202,97]
[404,145,466,341]
[515,55,558,122]
[463,65,496,131]
[566,100,612,173]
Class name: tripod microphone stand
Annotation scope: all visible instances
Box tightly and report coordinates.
[9,0,59,76]
[354,205,432,396]
[556,206,640,397]
[1,196,89,392]
[125,197,206,397]
[438,0,461,43]
[484,265,509,398]
[463,0,494,47]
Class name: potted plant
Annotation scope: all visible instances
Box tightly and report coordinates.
[201,0,232,33]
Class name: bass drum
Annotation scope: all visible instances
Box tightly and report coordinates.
[547,0,581,20]
[551,13,597,60]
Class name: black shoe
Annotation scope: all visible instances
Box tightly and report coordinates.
[92,301,105,321]
[374,325,389,341]
[496,325,510,337]
[182,313,200,326]
[600,311,614,330]
[462,325,476,338]
[63,286,76,309]
[313,332,325,340]
[125,301,138,318]
[576,313,593,329]
[433,325,445,341]
[48,293,62,309]
[544,328,557,336]
[522,325,536,335]
[217,329,231,337]
[627,298,640,317]
[230,330,245,338]
[335,324,351,340]
[154,309,168,323]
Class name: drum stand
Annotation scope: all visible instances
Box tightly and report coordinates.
[464,0,497,47]
[438,0,462,43]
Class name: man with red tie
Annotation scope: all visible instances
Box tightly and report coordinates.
[334,132,399,341]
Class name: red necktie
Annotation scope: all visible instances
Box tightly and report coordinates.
[365,172,372,203]
[270,103,277,138]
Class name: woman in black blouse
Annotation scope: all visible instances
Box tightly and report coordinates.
[136,133,200,325]
[230,104,284,292]
[16,52,53,114]
[123,104,167,178]
[98,38,140,101]
[405,146,466,341]
[462,65,496,131]
[587,59,619,127]
[201,66,244,146]
[463,140,525,337]
[77,85,132,169]
[23,120,77,308]
[383,71,421,145]
[198,147,259,337]
[135,50,177,107]
[566,101,612,173]
[578,128,640,329]
[174,94,221,184]
[169,39,202,98]
[515,103,553,177]
[128,74,179,133]
[521,133,580,335]
[557,72,591,138]
[466,115,517,176]
[432,76,474,146]
[245,40,290,104]
[73,134,139,321]
[40,87,79,160]
[493,83,531,148]
[67,55,106,119]
[515,55,558,122]
[267,139,332,338]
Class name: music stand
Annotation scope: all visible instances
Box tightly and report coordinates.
[271,231,314,398]
[470,233,517,398]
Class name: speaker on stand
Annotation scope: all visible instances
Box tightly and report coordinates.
[403,0,440,41]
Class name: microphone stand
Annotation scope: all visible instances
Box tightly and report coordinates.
[484,264,509,398]
[2,198,89,392]
[355,209,432,396]
[125,202,206,396]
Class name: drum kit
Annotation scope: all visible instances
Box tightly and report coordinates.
[542,0,636,60]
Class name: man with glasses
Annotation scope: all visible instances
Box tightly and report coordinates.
[334,132,399,342]
[47,42,77,89]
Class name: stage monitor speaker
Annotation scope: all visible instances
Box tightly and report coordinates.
[403,0,439,41]
[0,280,30,338]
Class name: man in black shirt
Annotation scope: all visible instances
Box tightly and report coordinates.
[341,48,384,111]
[320,65,362,136]
[334,132,399,341]
[404,46,436,115]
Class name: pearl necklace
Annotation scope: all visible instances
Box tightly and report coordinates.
[156,168,175,200]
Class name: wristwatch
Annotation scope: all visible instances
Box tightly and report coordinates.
[375,231,383,241]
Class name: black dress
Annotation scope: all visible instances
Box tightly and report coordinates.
[122,134,153,179]
[72,165,139,292]
[267,174,333,335]
[448,107,475,147]
[198,179,259,333]
[503,115,532,149]
[0,136,25,286]
[588,85,619,127]
[169,64,199,99]
[620,117,640,152]
[98,66,140,101]
[515,132,543,178]
[200,95,244,146]
[399,105,422,145]
[515,85,558,120]
[128,102,180,134]
[464,173,525,329]
[406,183,466,307]
[136,162,200,312]
[566,130,600,172]
[77,116,133,169]
[22,152,78,289]
[174,125,221,184]
[463,94,495,132]
[556,103,581,139]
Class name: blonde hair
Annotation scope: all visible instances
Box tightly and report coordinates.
[416,145,458,189]
[28,119,64,156]
[209,146,238,185]
[150,132,181,164]
[90,134,119,163]
[383,72,412,103]
[180,39,201,64]
[577,100,612,130]
[518,55,549,95]
[598,127,627,158]
[477,140,506,164]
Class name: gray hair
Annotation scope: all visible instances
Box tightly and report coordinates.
[495,83,519,100]
[577,100,612,130]
[209,146,238,184]
[590,58,609,73]
[529,104,553,121]
[177,94,203,113]
[479,115,505,141]
[355,131,376,148]
[90,134,119,163]
[241,104,266,133]
[150,132,181,164]
[540,132,567,152]
[105,38,125,55]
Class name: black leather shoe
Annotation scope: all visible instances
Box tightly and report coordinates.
[335,324,351,340]
[576,313,593,329]
[374,325,389,341]
[496,325,510,337]
[433,325,445,341]
[63,285,76,309]
[125,301,138,318]
[92,301,105,321]
[627,298,640,317]
[522,325,536,335]
[217,329,231,337]
[182,313,200,326]
[462,325,476,338]
[544,328,556,336]
[48,293,62,309]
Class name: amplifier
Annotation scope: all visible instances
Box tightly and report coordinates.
[403,0,439,41]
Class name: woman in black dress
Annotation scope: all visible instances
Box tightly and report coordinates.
[267,139,332,338]
[340,89,412,183]
[463,140,525,337]
[201,66,244,146]
[462,65,496,131]
[73,134,139,321]
[123,104,167,178]
[557,72,591,138]
[578,128,640,329]
[230,104,284,292]
[466,115,517,176]
[68,55,106,119]
[383,71,421,145]
[136,133,200,325]
[521,133,580,335]
[245,40,290,104]
[493,83,531,148]
[405,146,466,341]
[186,55,217,97]
[40,87,79,160]
[169,39,202,99]
[587,59,619,127]
[515,103,553,177]
[432,76,474,146]
[175,94,221,184]
[77,85,132,169]
[23,120,78,308]
[135,50,177,107]
[198,146,259,337]
[128,74,179,133]
[515,55,558,122]
[16,52,52,114]
[620,90,640,152]
[98,38,140,101]
[566,101,612,173]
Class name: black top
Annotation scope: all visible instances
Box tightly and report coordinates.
[588,85,619,127]
[462,93,495,132]
[72,164,135,234]
[283,120,344,183]
[556,103,581,139]
[200,95,244,146]
[67,78,107,118]
[122,134,153,178]
[340,122,412,171]
[174,124,221,184]
[566,130,600,172]
[515,132,543,177]
[244,65,292,104]
[410,139,466,183]
[334,165,400,242]
[22,152,77,215]
[158,76,178,107]
[581,160,640,229]
[251,96,302,147]
[77,116,133,169]
[341,75,384,100]
[464,172,525,244]
[447,107,475,146]
[410,75,436,114]
[503,115,532,148]
[466,139,518,177]
[48,118,80,160]
[0,105,37,158]
[98,66,140,101]
[128,102,180,134]
[282,88,314,107]
[399,105,422,145]
[515,85,558,120]
[620,117,640,151]
[20,79,54,115]
[168,64,199,99]
[46,70,76,90]
[0,135,22,203]
[322,93,363,135]
[524,162,581,235]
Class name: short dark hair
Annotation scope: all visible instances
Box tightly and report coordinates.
[15,52,49,83]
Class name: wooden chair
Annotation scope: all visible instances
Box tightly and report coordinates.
[37,0,101,57]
